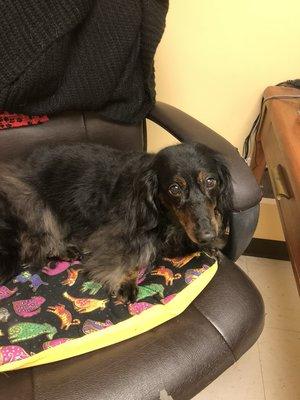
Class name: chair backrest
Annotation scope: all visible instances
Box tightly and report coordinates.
[0,111,146,161]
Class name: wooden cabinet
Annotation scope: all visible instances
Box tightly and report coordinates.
[251,86,300,293]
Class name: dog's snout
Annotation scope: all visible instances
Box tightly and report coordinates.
[197,230,215,243]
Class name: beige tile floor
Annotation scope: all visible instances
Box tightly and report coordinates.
[193,256,300,400]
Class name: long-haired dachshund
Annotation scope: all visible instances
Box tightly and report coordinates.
[0,142,233,302]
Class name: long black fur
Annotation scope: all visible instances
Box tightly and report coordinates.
[0,194,21,282]
[0,142,233,301]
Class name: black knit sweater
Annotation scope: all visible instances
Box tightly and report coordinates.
[0,0,168,124]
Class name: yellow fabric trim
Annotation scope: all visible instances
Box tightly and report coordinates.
[0,261,217,372]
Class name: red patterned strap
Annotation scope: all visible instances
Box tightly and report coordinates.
[0,111,49,130]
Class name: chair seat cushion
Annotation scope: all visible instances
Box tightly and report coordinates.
[0,252,217,372]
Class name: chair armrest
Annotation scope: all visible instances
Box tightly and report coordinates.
[148,102,262,212]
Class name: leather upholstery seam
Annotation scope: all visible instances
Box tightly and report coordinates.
[82,111,89,141]
[192,304,238,362]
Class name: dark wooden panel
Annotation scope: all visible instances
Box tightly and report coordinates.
[253,86,300,293]
[244,238,289,261]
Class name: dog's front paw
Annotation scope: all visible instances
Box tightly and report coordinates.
[21,262,44,273]
[118,281,138,304]
[51,244,83,262]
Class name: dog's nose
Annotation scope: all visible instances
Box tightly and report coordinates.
[198,231,215,242]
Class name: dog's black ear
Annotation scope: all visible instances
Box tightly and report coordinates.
[215,158,234,227]
[126,168,159,234]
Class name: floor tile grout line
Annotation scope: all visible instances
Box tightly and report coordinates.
[257,340,267,400]
[261,326,300,334]
[245,255,291,262]
[245,257,292,270]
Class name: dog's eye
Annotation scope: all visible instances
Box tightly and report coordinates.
[168,183,182,197]
[206,177,217,189]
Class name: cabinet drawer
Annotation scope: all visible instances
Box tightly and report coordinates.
[262,122,300,289]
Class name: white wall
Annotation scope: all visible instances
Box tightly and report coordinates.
[147,1,300,239]
[148,0,300,152]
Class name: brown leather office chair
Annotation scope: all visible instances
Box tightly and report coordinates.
[0,103,264,400]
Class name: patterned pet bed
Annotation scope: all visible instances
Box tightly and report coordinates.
[0,251,217,372]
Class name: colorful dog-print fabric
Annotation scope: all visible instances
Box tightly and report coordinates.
[0,252,216,369]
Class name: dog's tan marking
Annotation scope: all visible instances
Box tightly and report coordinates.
[174,175,187,189]
[197,170,208,186]
[170,200,220,244]
[171,206,198,244]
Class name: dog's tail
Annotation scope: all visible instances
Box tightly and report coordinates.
[0,193,21,283]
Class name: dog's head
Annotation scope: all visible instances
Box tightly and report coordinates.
[129,143,233,246]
